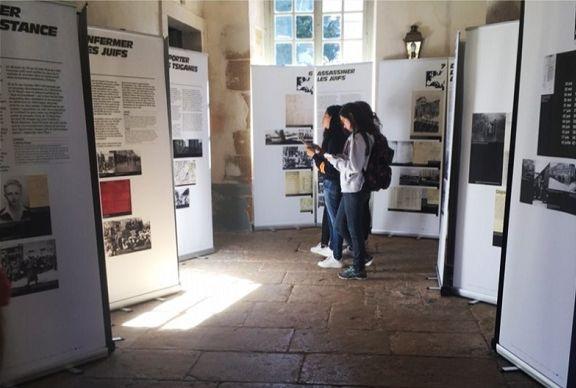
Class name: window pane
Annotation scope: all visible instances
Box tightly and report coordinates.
[343,12,363,39]
[322,0,342,12]
[296,15,313,39]
[296,42,314,65]
[323,15,341,39]
[344,0,363,12]
[295,0,314,12]
[275,0,292,12]
[323,42,341,63]
[275,15,293,40]
[276,43,293,65]
[343,40,362,63]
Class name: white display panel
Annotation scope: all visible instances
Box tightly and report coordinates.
[0,2,109,382]
[88,27,179,308]
[452,22,518,304]
[251,65,315,228]
[315,62,373,221]
[373,58,448,237]
[437,46,459,287]
[497,2,576,387]
[168,48,214,260]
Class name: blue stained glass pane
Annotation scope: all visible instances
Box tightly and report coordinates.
[295,0,314,12]
[296,43,314,65]
[323,43,341,63]
[276,43,293,65]
[275,0,292,12]
[323,15,341,39]
[275,15,293,40]
[296,15,313,39]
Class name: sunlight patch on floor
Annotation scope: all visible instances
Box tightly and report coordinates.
[122,267,260,330]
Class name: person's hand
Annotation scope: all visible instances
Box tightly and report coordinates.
[306,147,315,157]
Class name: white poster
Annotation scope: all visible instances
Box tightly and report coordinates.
[251,65,315,228]
[88,27,179,308]
[372,58,449,237]
[497,3,576,387]
[1,2,108,382]
[168,48,213,260]
[315,63,373,222]
[452,22,518,304]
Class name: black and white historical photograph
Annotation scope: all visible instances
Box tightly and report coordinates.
[493,190,506,247]
[0,239,58,297]
[282,146,312,170]
[265,127,313,145]
[389,141,414,165]
[174,160,197,186]
[0,175,52,242]
[285,170,313,197]
[98,149,142,178]
[537,50,576,158]
[411,90,444,138]
[318,174,325,207]
[174,187,190,209]
[425,64,446,90]
[173,139,203,158]
[469,112,507,185]
[520,159,576,216]
[399,168,440,188]
[296,76,314,95]
[103,217,152,257]
[286,94,314,127]
[300,197,313,213]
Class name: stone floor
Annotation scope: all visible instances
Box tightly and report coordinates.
[23,230,540,387]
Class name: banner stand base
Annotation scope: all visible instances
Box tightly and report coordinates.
[253,224,317,231]
[496,344,562,388]
[453,288,497,305]
[371,230,439,240]
[179,248,216,262]
[109,285,181,311]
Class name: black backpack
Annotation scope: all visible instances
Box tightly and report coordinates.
[361,131,394,191]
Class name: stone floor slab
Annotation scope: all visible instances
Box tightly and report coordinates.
[244,302,330,329]
[390,332,491,358]
[290,329,391,354]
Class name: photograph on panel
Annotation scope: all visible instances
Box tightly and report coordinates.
[103,217,152,257]
[537,50,576,158]
[520,159,576,216]
[285,94,314,127]
[413,141,442,167]
[265,127,313,145]
[411,90,444,138]
[425,63,446,90]
[174,159,197,186]
[469,113,507,185]
[97,149,142,178]
[285,170,313,197]
[388,186,439,214]
[493,190,506,247]
[389,141,414,166]
[173,139,202,158]
[300,197,313,213]
[0,175,52,242]
[282,146,312,170]
[398,167,440,188]
[0,239,58,297]
[100,179,132,218]
[296,75,314,95]
[174,186,190,209]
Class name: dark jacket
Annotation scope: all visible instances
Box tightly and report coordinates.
[313,127,348,182]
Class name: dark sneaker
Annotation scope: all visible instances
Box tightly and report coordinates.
[365,255,373,267]
[338,267,367,280]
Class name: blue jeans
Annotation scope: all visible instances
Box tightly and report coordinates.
[323,179,343,260]
[335,189,371,270]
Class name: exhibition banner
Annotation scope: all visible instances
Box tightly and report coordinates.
[168,48,213,260]
[88,27,179,308]
[251,65,315,228]
[452,22,518,304]
[496,2,576,387]
[0,2,109,382]
[372,58,448,237]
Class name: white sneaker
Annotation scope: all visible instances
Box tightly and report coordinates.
[318,255,343,268]
[311,243,332,257]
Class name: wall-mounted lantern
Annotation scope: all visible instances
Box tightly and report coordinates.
[403,25,423,59]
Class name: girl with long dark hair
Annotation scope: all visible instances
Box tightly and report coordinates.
[320,102,374,279]
[307,105,348,266]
